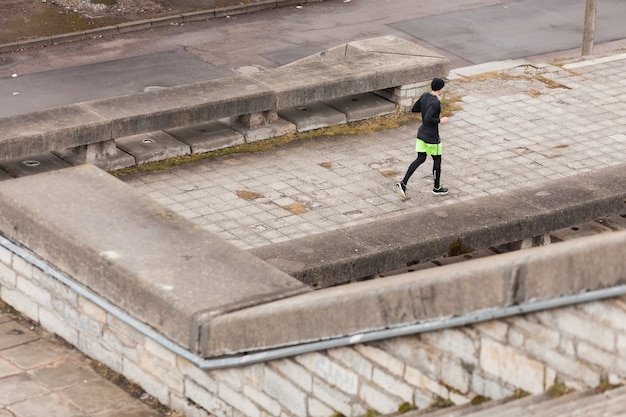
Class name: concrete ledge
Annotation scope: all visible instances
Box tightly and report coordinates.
[116,131,191,164]
[0,36,447,164]
[0,153,71,178]
[208,229,626,355]
[250,163,626,287]
[0,104,112,160]
[0,165,309,351]
[165,121,246,154]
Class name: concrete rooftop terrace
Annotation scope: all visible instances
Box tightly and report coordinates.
[119,52,626,254]
[1,38,626,417]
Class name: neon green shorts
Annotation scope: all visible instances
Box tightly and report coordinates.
[415,138,442,156]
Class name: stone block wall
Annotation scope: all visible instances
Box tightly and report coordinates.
[2,234,626,417]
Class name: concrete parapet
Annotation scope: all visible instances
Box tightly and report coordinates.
[251,163,626,288]
[214,229,626,355]
[0,104,112,160]
[0,164,309,351]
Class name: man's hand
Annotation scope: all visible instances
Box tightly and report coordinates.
[440,116,449,124]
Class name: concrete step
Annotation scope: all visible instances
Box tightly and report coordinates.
[416,387,626,417]
[529,386,626,417]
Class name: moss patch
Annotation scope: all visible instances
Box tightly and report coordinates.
[470,395,490,405]
[398,402,417,413]
[547,383,576,398]
[448,238,473,257]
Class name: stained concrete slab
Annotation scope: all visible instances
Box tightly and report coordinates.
[116,131,191,165]
[165,121,245,154]
[278,101,347,132]
[0,153,71,178]
[323,93,396,122]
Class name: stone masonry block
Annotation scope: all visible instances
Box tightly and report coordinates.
[440,356,470,394]
[471,372,513,401]
[327,347,373,380]
[169,393,211,417]
[143,337,178,368]
[101,327,140,364]
[475,321,508,343]
[184,378,231,416]
[270,359,313,392]
[138,349,183,390]
[359,382,402,415]
[449,391,471,405]
[480,338,544,395]
[78,298,107,329]
[0,262,16,288]
[0,245,12,265]
[354,345,405,377]
[577,341,617,371]
[122,359,170,406]
[178,359,218,395]
[1,287,39,323]
[551,309,615,350]
[38,309,78,347]
[404,365,448,399]
[525,338,600,388]
[509,318,560,349]
[51,297,79,327]
[242,385,282,417]
[311,378,352,417]
[105,315,144,350]
[219,383,261,417]
[372,368,414,402]
[12,256,34,280]
[263,368,307,417]
[578,300,626,333]
[422,329,478,366]
[77,310,105,340]
[32,268,77,307]
[295,352,358,395]
[308,398,334,417]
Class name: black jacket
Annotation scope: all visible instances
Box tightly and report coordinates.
[412,92,442,144]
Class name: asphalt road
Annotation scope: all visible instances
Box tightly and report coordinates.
[1,0,625,118]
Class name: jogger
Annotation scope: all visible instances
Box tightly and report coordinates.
[396,77,449,198]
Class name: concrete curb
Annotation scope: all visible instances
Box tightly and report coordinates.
[0,0,324,54]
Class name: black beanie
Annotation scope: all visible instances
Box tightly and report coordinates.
[431,77,445,91]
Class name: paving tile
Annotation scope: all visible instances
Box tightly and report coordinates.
[0,373,50,406]
[1,338,69,370]
[0,321,39,351]
[8,392,83,417]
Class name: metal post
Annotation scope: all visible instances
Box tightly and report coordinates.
[582,0,597,56]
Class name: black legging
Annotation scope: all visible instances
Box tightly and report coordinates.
[401,153,442,189]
